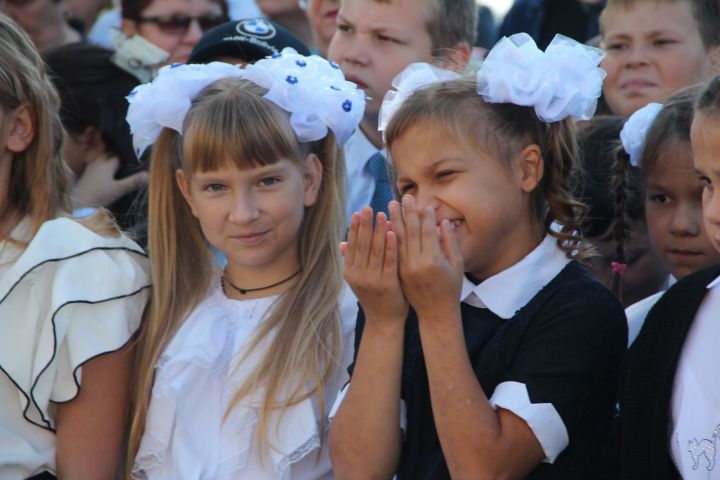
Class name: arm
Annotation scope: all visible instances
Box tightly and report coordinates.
[55,341,134,479]
[393,197,544,479]
[329,208,406,479]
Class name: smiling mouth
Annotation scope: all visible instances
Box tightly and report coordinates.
[621,80,655,91]
[231,231,268,245]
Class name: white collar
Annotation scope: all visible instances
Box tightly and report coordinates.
[707,274,720,290]
[460,235,571,319]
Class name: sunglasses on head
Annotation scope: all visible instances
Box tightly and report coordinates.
[135,13,228,35]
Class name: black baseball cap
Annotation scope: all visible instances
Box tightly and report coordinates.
[188,17,311,64]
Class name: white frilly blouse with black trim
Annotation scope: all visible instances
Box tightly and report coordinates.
[0,217,150,479]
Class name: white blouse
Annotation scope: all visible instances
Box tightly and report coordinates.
[0,217,150,479]
[133,282,358,480]
[670,275,720,478]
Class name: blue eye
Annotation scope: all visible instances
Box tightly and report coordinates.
[204,183,226,192]
[296,59,307,67]
[286,75,299,85]
[260,177,280,187]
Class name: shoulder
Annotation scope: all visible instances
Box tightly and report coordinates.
[532,262,624,316]
[0,218,150,430]
[520,262,627,343]
[1,217,149,306]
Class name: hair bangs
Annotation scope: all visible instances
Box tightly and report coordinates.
[181,78,303,174]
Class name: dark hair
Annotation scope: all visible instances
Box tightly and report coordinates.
[640,84,703,179]
[577,115,643,237]
[121,0,228,20]
[385,78,587,258]
[600,0,720,49]
[42,43,146,232]
[696,74,720,114]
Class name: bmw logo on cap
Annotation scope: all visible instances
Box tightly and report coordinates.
[236,18,277,39]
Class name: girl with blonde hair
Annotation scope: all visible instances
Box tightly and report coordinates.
[0,13,149,480]
[126,52,364,479]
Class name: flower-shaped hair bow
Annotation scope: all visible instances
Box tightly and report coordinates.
[126,48,365,158]
[476,33,606,122]
[619,102,663,167]
[378,62,462,139]
[243,49,365,146]
[126,62,243,157]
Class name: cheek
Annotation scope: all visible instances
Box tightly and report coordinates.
[644,207,669,248]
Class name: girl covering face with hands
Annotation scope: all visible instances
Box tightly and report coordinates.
[329,35,628,480]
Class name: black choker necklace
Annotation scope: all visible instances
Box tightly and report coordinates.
[222,269,302,295]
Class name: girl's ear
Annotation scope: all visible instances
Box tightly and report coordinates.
[303,153,323,207]
[175,169,199,217]
[6,104,35,154]
[516,144,544,193]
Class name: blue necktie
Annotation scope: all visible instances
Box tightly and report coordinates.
[368,152,393,216]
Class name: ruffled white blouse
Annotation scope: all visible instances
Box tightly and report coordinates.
[132,281,358,480]
[0,217,150,479]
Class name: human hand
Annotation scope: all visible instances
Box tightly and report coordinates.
[390,196,464,320]
[340,207,409,323]
[72,155,149,209]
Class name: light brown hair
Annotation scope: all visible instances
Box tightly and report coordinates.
[367,0,477,56]
[600,0,720,49]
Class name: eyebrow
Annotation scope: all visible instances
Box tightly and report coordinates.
[397,157,463,181]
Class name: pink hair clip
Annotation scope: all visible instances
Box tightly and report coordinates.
[611,261,627,274]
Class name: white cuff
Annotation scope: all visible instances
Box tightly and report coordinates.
[328,383,407,432]
[489,381,568,463]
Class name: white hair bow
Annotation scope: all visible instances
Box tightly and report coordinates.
[378,62,462,139]
[619,102,663,167]
[126,48,365,158]
[476,33,606,122]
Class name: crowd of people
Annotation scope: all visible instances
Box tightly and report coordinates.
[0,0,718,478]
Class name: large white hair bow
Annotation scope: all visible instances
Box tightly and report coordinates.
[619,102,663,167]
[378,63,462,138]
[476,33,606,122]
[126,48,365,157]
[126,62,243,157]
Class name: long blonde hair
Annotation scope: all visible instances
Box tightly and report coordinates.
[0,14,119,242]
[127,77,346,468]
[0,14,67,238]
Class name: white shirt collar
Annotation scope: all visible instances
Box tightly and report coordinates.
[344,127,382,176]
[707,274,720,290]
[460,235,571,319]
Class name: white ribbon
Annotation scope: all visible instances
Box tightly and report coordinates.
[126,48,365,157]
[619,102,663,167]
[476,33,606,122]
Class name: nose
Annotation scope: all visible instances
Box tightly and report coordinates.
[669,202,700,237]
[413,188,440,214]
[228,191,261,224]
[335,35,370,68]
[623,44,650,68]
